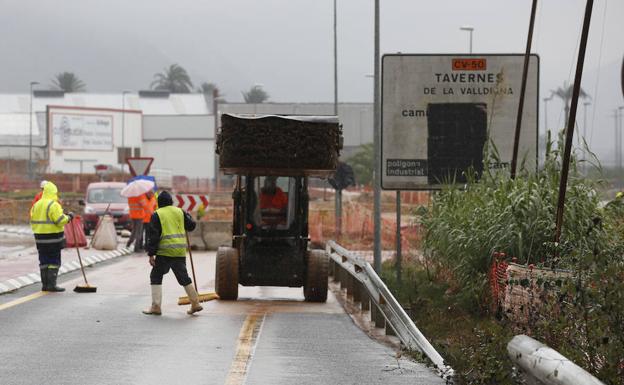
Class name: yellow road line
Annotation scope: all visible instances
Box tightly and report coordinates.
[0,291,49,311]
[225,313,265,385]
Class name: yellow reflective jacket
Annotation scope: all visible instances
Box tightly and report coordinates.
[155,205,187,257]
[30,182,70,235]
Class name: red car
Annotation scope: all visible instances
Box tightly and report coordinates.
[80,182,131,235]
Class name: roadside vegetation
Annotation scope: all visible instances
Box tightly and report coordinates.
[382,135,624,384]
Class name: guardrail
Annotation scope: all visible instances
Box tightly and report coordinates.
[326,240,453,380]
[507,335,605,385]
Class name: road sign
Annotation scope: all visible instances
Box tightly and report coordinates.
[381,54,539,190]
[174,194,209,212]
[126,157,154,176]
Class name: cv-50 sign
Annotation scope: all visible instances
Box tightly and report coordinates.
[381,54,539,190]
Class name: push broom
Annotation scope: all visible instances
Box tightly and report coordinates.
[178,232,218,305]
[71,219,97,293]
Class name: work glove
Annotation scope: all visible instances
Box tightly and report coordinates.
[66,212,75,221]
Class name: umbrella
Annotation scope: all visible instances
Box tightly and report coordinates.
[120,179,155,197]
[127,175,158,191]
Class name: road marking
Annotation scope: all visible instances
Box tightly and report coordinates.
[225,313,265,385]
[0,291,49,311]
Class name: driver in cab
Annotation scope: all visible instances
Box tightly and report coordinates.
[259,176,287,214]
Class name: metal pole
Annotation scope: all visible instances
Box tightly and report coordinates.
[396,190,401,284]
[511,0,538,179]
[333,0,338,117]
[29,81,39,179]
[554,0,594,249]
[335,189,342,237]
[333,0,342,238]
[373,0,381,272]
[121,91,127,174]
[582,102,590,174]
[616,111,620,181]
[214,89,221,191]
[469,30,473,54]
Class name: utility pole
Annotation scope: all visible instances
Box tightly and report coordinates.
[28,81,39,179]
[333,0,342,237]
[554,0,594,250]
[511,0,538,179]
[373,0,381,272]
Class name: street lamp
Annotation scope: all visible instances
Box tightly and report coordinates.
[121,90,131,173]
[29,81,39,179]
[460,25,474,53]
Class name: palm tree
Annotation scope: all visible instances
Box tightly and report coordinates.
[150,64,194,93]
[51,72,86,92]
[198,82,225,102]
[550,81,590,122]
[242,85,269,103]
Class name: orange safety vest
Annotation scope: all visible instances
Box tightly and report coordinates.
[128,195,148,220]
[143,195,157,223]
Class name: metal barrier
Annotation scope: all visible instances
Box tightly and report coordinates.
[326,240,454,379]
[507,335,605,385]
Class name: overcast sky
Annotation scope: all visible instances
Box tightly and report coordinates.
[0,0,622,160]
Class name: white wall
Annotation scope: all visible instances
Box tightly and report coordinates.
[143,140,215,179]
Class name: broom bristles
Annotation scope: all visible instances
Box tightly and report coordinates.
[177,292,219,305]
[74,285,97,293]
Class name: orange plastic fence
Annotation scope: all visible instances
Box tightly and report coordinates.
[309,201,421,251]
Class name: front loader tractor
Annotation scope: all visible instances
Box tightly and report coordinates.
[214,114,343,302]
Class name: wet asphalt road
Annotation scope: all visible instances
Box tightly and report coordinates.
[0,251,444,385]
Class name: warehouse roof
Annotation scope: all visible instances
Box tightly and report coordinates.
[0,92,212,116]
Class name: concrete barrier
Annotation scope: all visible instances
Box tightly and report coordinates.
[188,221,232,250]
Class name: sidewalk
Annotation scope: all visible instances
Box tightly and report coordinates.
[0,225,135,294]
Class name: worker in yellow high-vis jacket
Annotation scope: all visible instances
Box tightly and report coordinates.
[30,181,74,292]
[142,191,203,316]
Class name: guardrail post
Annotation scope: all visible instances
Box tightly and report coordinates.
[372,303,385,328]
[332,262,340,282]
[346,274,354,299]
[361,292,370,311]
[385,322,396,336]
[352,279,362,303]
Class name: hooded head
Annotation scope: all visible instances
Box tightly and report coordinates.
[157,190,173,208]
[41,181,59,201]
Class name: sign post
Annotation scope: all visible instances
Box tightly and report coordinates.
[126,157,154,177]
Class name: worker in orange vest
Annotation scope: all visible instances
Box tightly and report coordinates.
[127,193,149,252]
[143,191,157,247]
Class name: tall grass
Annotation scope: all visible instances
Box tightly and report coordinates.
[422,134,601,308]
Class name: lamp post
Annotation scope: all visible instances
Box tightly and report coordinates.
[460,25,474,53]
[29,81,39,179]
[121,90,131,173]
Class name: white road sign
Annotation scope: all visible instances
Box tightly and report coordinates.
[381,54,539,190]
[51,112,113,151]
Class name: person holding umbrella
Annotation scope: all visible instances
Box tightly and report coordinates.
[121,179,154,252]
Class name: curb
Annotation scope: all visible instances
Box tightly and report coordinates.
[0,225,33,236]
[0,247,133,295]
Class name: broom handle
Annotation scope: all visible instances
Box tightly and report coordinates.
[72,218,89,286]
[186,231,198,292]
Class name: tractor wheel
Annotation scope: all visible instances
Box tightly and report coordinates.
[304,250,328,302]
[215,246,239,300]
